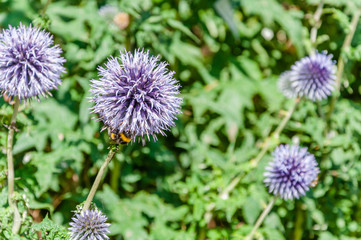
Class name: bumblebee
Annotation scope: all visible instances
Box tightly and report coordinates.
[108,129,132,145]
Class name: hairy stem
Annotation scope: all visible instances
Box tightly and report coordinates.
[326,8,361,123]
[245,197,277,240]
[7,97,21,234]
[83,149,116,212]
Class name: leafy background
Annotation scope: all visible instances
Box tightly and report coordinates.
[1,0,361,239]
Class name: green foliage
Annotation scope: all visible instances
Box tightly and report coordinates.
[1,0,361,239]
[32,216,70,240]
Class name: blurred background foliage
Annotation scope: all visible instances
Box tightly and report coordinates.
[1,0,361,239]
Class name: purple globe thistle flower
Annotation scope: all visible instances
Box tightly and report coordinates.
[289,51,336,101]
[264,144,319,200]
[69,209,111,240]
[0,24,66,100]
[90,49,182,144]
[277,71,297,99]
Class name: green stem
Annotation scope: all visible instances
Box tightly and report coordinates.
[83,149,116,212]
[197,228,206,240]
[316,101,325,120]
[7,97,21,234]
[309,0,324,54]
[245,197,277,240]
[293,201,305,240]
[41,0,52,16]
[252,97,299,166]
[326,8,361,124]
[110,157,121,194]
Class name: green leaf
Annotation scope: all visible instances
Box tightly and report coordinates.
[32,215,70,240]
[242,197,261,224]
[214,0,240,39]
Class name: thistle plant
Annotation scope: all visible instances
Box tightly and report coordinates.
[289,52,336,101]
[69,209,111,240]
[246,144,319,240]
[90,49,182,143]
[83,49,182,212]
[264,144,320,200]
[212,2,338,212]
[0,23,65,234]
[0,23,66,100]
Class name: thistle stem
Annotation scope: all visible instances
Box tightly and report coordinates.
[293,201,305,240]
[245,197,277,240]
[7,97,21,234]
[110,158,121,194]
[83,149,116,212]
[41,0,52,16]
[253,97,299,166]
[310,0,324,53]
[326,8,361,123]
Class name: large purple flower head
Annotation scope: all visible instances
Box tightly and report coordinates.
[289,51,336,101]
[69,209,111,240]
[264,144,319,200]
[0,24,66,100]
[90,49,182,144]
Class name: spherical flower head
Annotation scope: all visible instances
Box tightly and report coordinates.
[0,23,66,100]
[264,144,320,200]
[69,209,111,240]
[90,49,182,144]
[277,71,297,99]
[289,51,336,101]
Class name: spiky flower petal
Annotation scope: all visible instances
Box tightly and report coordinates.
[277,71,297,99]
[289,51,336,101]
[90,49,182,143]
[0,24,66,100]
[264,144,319,200]
[69,209,111,240]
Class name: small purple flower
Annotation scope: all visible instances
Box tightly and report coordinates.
[264,144,319,200]
[90,49,182,144]
[289,51,336,101]
[277,71,297,99]
[0,24,66,100]
[69,209,111,240]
